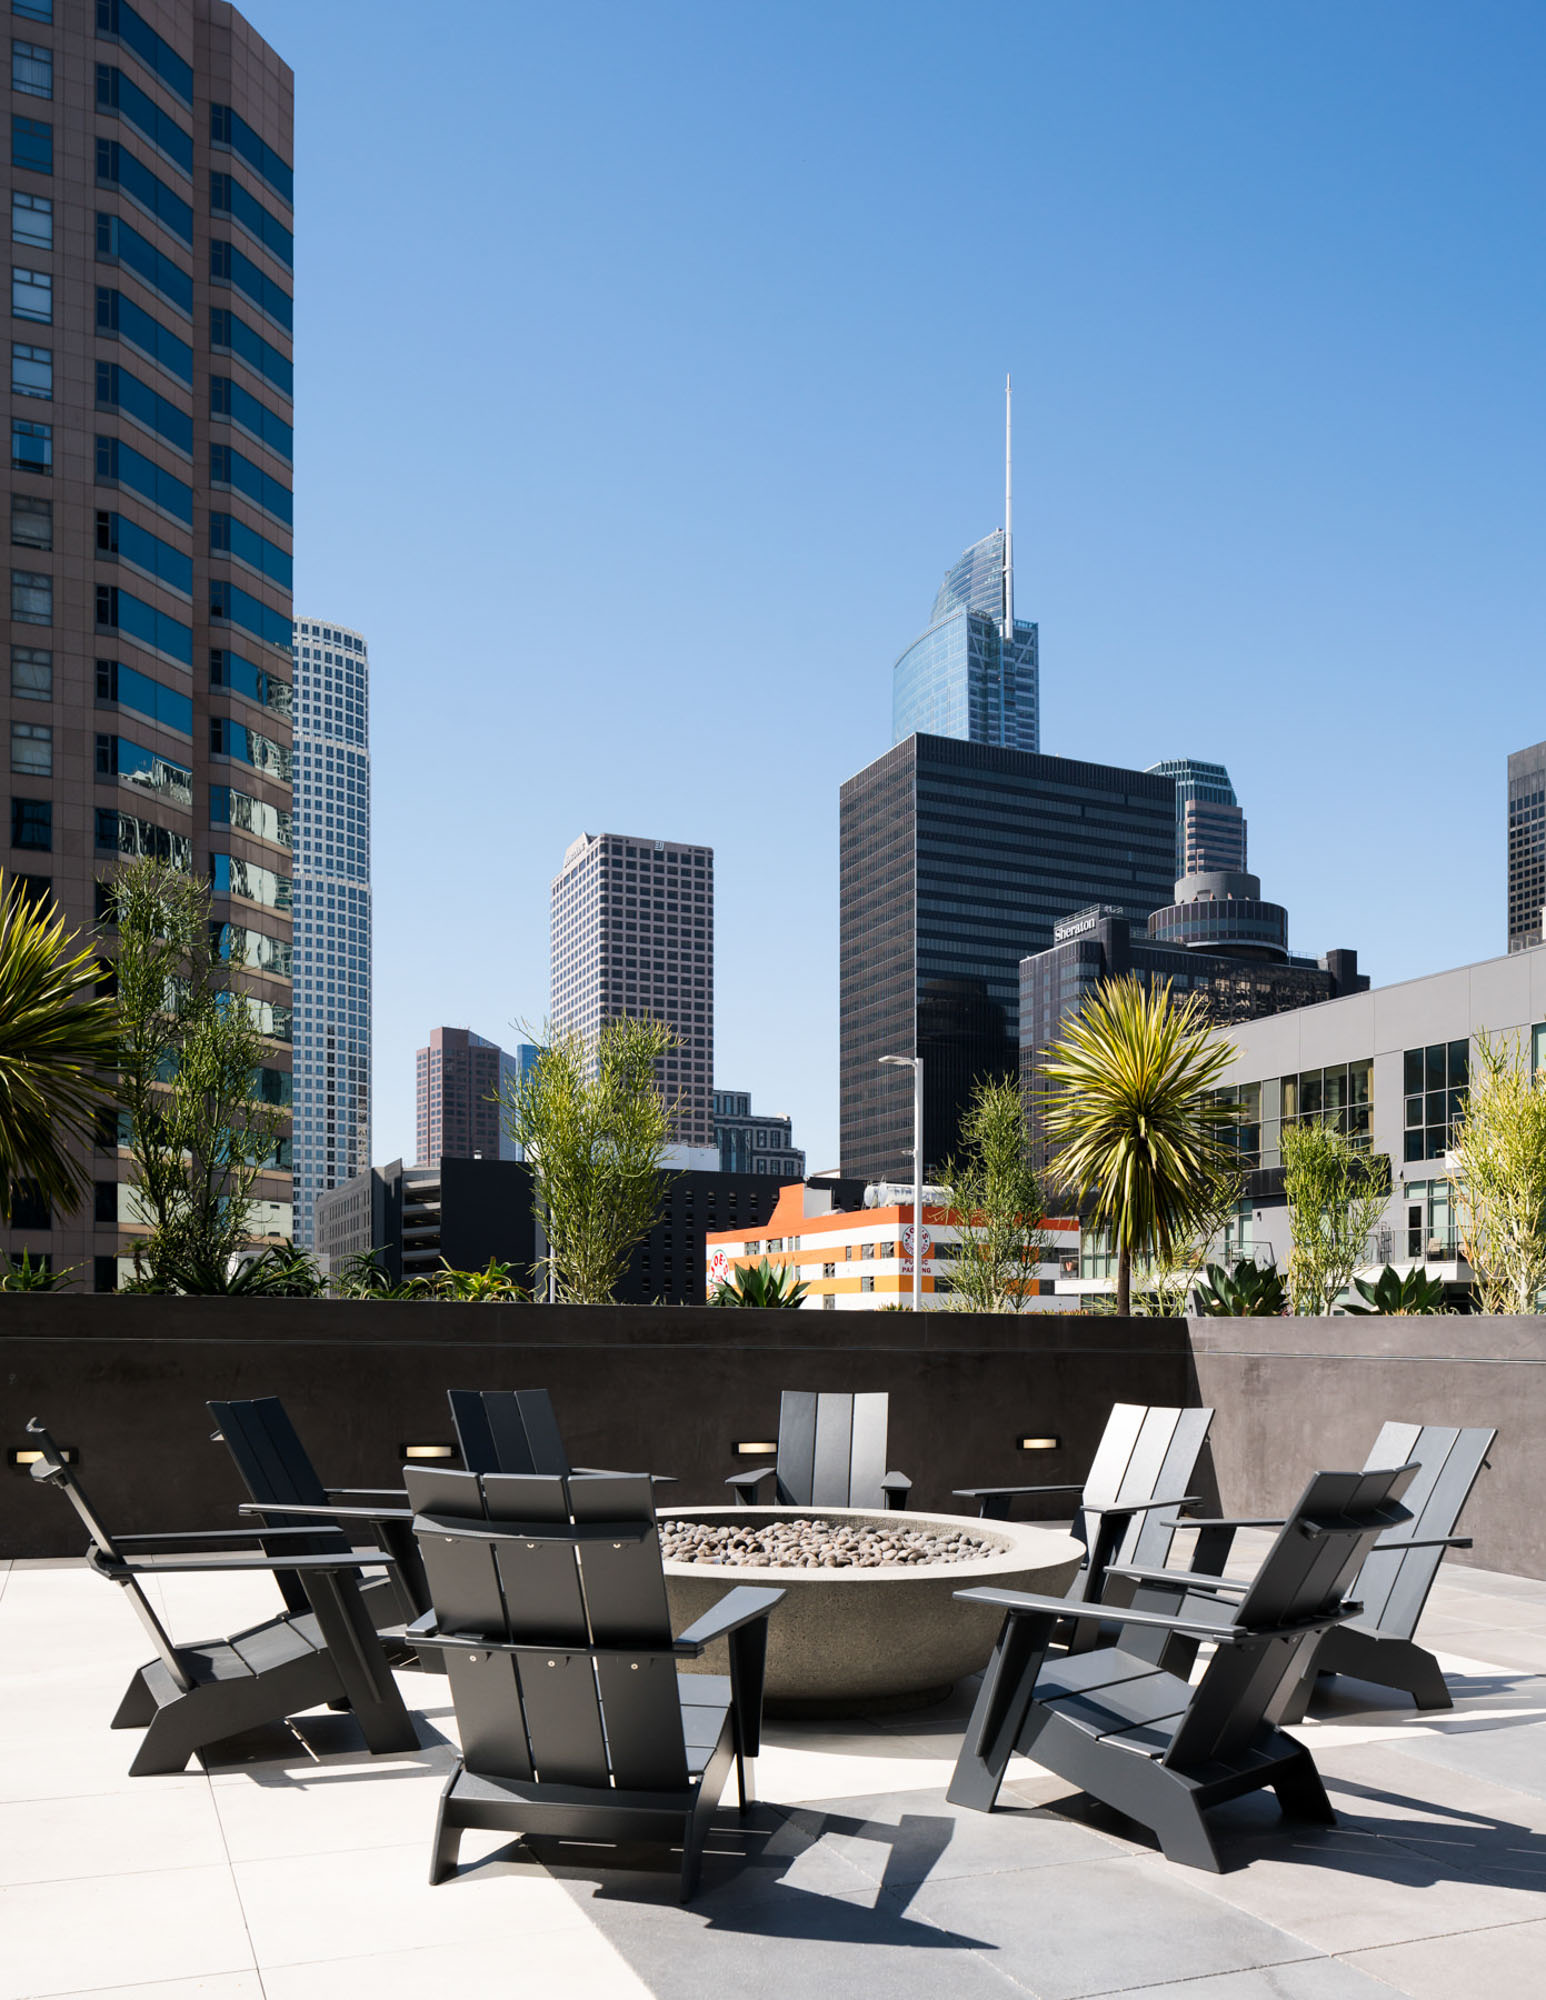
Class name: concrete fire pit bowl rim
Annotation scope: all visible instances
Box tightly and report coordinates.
[657,1502,1081,1583]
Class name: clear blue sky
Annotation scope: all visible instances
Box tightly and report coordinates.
[242,0,1546,1171]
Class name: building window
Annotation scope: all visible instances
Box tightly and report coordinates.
[9,1177,48,1227]
[11,416,49,471]
[8,337,46,397]
[10,113,49,173]
[11,644,49,698]
[10,492,49,547]
[860,1274,874,1293]
[12,41,51,97]
[10,565,49,622]
[10,795,50,849]
[11,265,49,321]
[10,189,49,247]
[1403,1041,1468,1164]
[10,719,49,775]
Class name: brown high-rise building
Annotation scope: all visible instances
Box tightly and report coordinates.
[414,1027,517,1166]
[550,833,715,1156]
[2,2,294,1287]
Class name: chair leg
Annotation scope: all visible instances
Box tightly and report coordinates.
[947,1609,1055,1813]
[127,1701,203,1777]
[1396,1646,1454,1712]
[1273,1746,1336,1826]
[111,1668,157,1731]
[1151,1790,1223,1872]
[428,1771,463,1885]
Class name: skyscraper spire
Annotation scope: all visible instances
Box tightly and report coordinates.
[1003,372,1014,634]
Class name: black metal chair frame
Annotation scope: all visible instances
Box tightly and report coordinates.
[408,1464,781,1900]
[726,1390,911,1511]
[26,1417,419,1776]
[947,1464,1417,1872]
[1166,1421,1495,1718]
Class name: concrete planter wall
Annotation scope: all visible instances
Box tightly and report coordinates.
[4,1297,1543,1578]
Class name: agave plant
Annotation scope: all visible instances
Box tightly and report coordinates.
[0,1249,74,1292]
[427,1257,530,1302]
[710,1257,809,1308]
[1342,1264,1449,1316]
[1192,1259,1287,1316]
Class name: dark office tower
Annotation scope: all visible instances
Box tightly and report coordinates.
[1146,758,1244,879]
[839,735,1175,1183]
[414,1026,530,1165]
[2,3,294,1288]
[1508,740,1546,952]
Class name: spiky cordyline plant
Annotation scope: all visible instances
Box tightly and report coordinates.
[1036,976,1239,1318]
[0,873,119,1227]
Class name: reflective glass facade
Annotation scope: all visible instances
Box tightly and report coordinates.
[291,616,370,1248]
[1146,758,1240,879]
[892,532,1039,754]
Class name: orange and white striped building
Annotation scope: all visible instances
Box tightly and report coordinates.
[705,1179,1079,1311]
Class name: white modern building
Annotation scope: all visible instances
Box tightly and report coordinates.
[290,616,372,1250]
[550,832,715,1165]
[1210,944,1546,1294]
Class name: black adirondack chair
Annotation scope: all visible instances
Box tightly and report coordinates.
[954,1403,1216,1651]
[209,1395,429,1631]
[406,1464,782,1900]
[447,1387,676,1494]
[947,1462,1417,1872]
[725,1390,911,1510]
[1164,1421,1496,1719]
[26,1417,419,1776]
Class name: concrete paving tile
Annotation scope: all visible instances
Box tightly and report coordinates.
[1342,1918,1546,1996]
[899,1852,1317,2000]
[0,1864,255,1999]
[1097,1963,1398,1999]
[259,1935,655,2000]
[783,1786,1126,1887]
[0,1784,228,1885]
[210,1757,454,1862]
[548,1872,1028,2000]
[232,1834,593,1966]
[32,1979,263,1999]
[1395,1714,1546,1801]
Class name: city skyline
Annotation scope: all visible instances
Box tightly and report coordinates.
[220,2,1545,1174]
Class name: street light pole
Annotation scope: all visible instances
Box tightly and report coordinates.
[879,1054,924,1311]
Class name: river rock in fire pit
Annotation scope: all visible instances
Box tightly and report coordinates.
[659,1516,995,1569]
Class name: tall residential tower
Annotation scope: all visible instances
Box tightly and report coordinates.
[2,0,295,1286]
[550,833,714,1161]
[1508,739,1546,952]
[291,615,370,1247]
[892,381,1038,754]
[414,1026,534,1165]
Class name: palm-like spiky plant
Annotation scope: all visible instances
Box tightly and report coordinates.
[710,1257,809,1308]
[0,875,119,1225]
[1342,1264,1449,1316]
[1037,976,1238,1318]
[1192,1258,1287,1317]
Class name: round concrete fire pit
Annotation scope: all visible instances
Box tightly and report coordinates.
[660,1504,1082,1716]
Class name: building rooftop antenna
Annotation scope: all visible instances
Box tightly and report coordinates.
[1003,372,1014,634]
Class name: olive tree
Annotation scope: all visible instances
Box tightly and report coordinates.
[500,1016,677,1304]
[1449,1029,1546,1313]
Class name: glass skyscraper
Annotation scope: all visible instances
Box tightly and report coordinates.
[892,531,1039,753]
[1145,758,1243,880]
[291,616,371,1249]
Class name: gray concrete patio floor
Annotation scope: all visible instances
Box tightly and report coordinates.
[4,1534,1546,1998]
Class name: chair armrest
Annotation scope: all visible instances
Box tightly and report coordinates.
[1378,1535,1473,1551]
[726,1467,777,1495]
[1102,1563,1247,1595]
[953,1483,1084,1500]
[954,1585,1241,1643]
[1179,1515,1285,1530]
[111,1526,331,1544]
[674,1585,785,1656]
[327,1486,409,1500]
[881,1471,912,1508]
[90,1548,381,1578]
[572,1467,679,1485]
[239,1500,413,1523]
[1093,1492,1201,1518]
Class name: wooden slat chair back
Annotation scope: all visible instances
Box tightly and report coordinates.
[446,1388,573,1477]
[948,1463,1416,1871]
[209,1395,428,1630]
[27,1417,418,1776]
[408,1465,782,1897]
[728,1391,911,1510]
